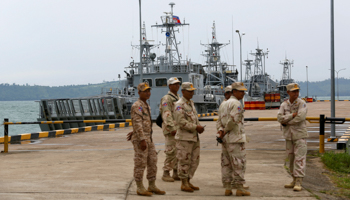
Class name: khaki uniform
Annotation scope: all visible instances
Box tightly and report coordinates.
[131,99,157,182]
[174,96,201,179]
[277,98,308,177]
[217,96,247,185]
[159,92,180,171]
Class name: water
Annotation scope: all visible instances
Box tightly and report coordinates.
[0,101,41,136]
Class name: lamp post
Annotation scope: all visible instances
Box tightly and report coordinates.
[335,68,346,100]
[306,66,308,97]
[139,0,143,83]
[236,30,245,82]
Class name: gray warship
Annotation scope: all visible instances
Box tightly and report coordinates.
[37,2,235,131]
[277,57,295,101]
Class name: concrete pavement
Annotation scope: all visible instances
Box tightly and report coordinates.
[1,101,350,200]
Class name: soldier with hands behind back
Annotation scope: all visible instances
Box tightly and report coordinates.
[129,83,165,196]
[277,83,308,191]
[216,82,250,196]
[173,82,205,193]
[159,77,181,182]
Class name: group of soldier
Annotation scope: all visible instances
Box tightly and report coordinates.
[127,77,308,197]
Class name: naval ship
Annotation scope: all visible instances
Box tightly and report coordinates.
[37,2,235,131]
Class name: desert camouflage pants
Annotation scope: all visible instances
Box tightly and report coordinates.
[221,142,246,185]
[163,134,178,171]
[132,140,158,182]
[285,139,307,178]
[176,140,200,179]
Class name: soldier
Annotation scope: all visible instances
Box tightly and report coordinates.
[223,86,232,101]
[277,83,308,191]
[216,82,250,196]
[159,77,181,182]
[173,82,205,192]
[130,83,166,196]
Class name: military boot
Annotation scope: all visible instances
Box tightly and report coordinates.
[136,181,152,196]
[293,178,303,191]
[148,180,166,195]
[188,178,199,190]
[284,177,296,188]
[180,178,194,192]
[236,184,251,196]
[172,169,180,181]
[232,182,249,189]
[224,182,232,196]
[162,170,175,182]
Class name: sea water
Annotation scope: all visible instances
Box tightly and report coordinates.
[0,101,41,136]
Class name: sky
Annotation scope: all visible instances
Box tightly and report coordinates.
[1,0,349,86]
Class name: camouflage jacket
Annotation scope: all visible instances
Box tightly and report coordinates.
[173,97,201,142]
[131,99,153,142]
[277,98,308,140]
[159,92,180,135]
[216,96,246,143]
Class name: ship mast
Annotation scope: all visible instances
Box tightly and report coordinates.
[151,2,189,71]
[201,21,230,86]
[280,57,293,80]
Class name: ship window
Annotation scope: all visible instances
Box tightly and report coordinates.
[143,79,153,87]
[155,78,167,87]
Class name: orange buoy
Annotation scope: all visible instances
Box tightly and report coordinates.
[244,101,250,110]
[265,94,271,102]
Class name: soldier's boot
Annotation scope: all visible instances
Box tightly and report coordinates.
[172,169,180,181]
[293,178,303,191]
[162,170,175,182]
[284,177,296,188]
[148,180,166,195]
[232,182,249,189]
[224,182,232,196]
[188,178,200,190]
[236,184,251,196]
[136,181,152,196]
[180,179,194,192]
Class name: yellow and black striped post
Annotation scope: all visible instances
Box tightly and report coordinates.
[3,118,9,153]
[319,115,325,153]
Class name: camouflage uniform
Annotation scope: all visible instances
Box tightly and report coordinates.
[131,99,157,182]
[159,92,180,171]
[174,96,201,179]
[217,96,247,185]
[277,98,308,178]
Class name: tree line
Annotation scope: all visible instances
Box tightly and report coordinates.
[0,78,349,101]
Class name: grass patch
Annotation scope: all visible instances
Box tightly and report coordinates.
[321,151,350,173]
[321,151,350,198]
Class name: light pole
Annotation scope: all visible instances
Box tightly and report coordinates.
[335,68,346,100]
[139,0,143,83]
[236,30,245,82]
[306,66,308,97]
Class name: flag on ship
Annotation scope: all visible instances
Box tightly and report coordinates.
[173,16,181,24]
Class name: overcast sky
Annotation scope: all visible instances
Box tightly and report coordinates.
[1,0,349,86]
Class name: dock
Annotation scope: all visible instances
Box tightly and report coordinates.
[1,101,349,200]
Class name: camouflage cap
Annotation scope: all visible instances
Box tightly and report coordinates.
[231,82,247,91]
[181,82,196,91]
[286,83,300,91]
[137,82,151,92]
[167,77,181,85]
[224,86,232,93]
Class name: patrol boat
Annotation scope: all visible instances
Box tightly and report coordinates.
[243,46,280,109]
[37,2,231,131]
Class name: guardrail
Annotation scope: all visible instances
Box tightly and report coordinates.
[2,114,350,154]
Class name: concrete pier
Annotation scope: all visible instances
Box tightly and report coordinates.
[1,101,349,200]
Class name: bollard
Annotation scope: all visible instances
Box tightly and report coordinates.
[3,118,9,153]
[319,115,325,153]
